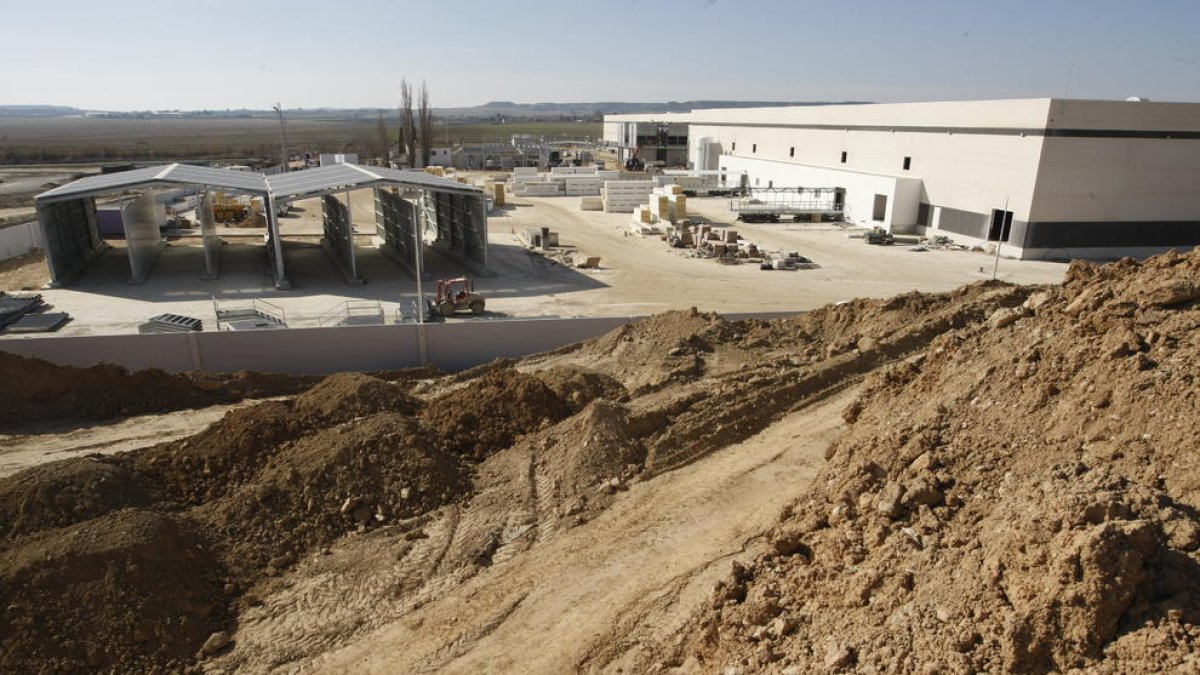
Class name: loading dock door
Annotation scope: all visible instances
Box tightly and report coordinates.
[872,194,888,221]
[989,209,1014,242]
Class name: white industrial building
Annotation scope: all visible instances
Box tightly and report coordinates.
[604,99,1200,260]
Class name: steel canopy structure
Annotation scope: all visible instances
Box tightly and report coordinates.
[33,163,487,289]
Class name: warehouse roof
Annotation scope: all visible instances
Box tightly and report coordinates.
[35,163,271,202]
[36,162,481,204]
[267,163,481,201]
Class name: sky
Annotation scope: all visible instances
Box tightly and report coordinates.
[0,0,1197,110]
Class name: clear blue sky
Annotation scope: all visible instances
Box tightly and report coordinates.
[1,0,1196,110]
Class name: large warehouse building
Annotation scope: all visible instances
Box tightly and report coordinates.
[604,98,1200,260]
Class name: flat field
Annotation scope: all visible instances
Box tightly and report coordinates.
[0,116,601,163]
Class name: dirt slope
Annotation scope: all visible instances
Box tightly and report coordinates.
[1,251,1197,673]
[672,250,1200,674]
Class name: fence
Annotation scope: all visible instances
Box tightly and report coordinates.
[0,222,42,261]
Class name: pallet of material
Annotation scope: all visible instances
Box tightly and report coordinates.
[580,196,603,211]
[515,182,564,197]
[668,194,687,222]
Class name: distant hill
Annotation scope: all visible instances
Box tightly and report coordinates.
[0,101,868,122]
[434,100,870,119]
[0,105,82,117]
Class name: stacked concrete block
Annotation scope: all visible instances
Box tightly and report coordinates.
[580,196,603,211]
[601,180,655,213]
[514,181,564,197]
[669,194,687,222]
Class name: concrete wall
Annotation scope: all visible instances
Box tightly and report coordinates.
[0,317,632,375]
[0,312,803,376]
[0,222,43,261]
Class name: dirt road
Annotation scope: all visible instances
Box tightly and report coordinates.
[301,388,852,674]
[0,400,266,478]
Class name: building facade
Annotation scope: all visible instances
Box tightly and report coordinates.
[601,119,689,168]
[605,99,1200,260]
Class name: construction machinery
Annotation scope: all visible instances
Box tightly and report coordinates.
[429,277,486,316]
[865,227,895,246]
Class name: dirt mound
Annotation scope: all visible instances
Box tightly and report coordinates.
[294,372,423,423]
[570,308,722,393]
[421,369,572,459]
[124,400,310,506]
[197,412,467,582]
[0,456,153,539]
[0,352,320,427]
[0,509,229,673]
[678,250,1200,674]
[531,364,628,412]
[536,399,648,507]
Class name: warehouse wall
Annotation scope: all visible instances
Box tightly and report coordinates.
[690,121,1045,228]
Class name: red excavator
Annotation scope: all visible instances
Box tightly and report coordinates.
[429,277,486,316]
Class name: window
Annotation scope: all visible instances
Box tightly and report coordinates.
[903,156,912,171]
[840,151,847,163]
[752,143,757,153]
[789,147,795,157]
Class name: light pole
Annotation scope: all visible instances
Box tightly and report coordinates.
[272,102,289,173]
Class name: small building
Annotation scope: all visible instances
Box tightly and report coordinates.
[601,119,689,168]
[319,153,359,167]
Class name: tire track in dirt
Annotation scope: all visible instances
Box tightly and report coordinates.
[306,388,854,674]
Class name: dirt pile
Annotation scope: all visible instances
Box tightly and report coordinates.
[293,372,423,423]
[0,509,229,673]
[567,308,722,393]
[421,369,572,459]
[0,351,321,427]
[679,250,1200,673]
[0,456,153,539]
[197,412,467,582]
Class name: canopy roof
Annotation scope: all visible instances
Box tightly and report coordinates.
[35,162,481,204]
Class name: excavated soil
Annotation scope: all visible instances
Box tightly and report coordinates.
[673,250,1200,674]
[2,250,1199,673]
[0,509,228,674]
[0,352,323,428]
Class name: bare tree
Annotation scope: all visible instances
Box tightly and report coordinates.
[418,81,433,168]
[374,114,390,166]
[399,79,418,168]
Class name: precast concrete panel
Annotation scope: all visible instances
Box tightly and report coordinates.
[374,187,420,274]
[36,197,103,285]
[199,193,220,279]
[322,194,359,283]
[124,192,164,284]
[428,192,488,267]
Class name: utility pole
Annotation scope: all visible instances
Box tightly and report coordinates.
[273,102,289,173]
[992,195,1009,280]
